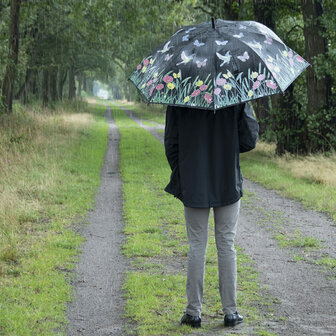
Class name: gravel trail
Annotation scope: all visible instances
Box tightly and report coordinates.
[66,107,126,336]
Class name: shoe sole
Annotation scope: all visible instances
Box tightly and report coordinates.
[224,319,243,327]
[181,322,201,328]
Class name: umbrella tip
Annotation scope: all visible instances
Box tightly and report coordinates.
[211,17,216,29]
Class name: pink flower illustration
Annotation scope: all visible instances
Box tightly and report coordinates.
[156,84,164,90]
[200,84,208,91]
[289,58,294,67]
[191,89,201,97]
[288,50,293,58]
[149,86,155,96]
[252,81,261,90]
[296,55,304,62]
[163,75,173,83]
[147,80,153,86]
[137,64,142,70]
[214,88,221,95]
[143,59,149,66]
[266,80,277,89]
[204,93,212,103]
[216,78,227,86]
[257,74,265,81]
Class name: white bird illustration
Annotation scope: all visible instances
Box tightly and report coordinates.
[248,40,262,51]
[176,51,195,66]
[158,41,173,53]
[216,51,232,66]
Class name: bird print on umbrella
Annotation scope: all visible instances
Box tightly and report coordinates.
[176,51,195,66]
[158,41,173,54]
[216,51,232,66]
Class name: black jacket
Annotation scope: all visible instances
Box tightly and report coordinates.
[164,103,259,208]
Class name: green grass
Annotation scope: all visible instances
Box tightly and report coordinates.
[240,148,336,221]
[0,101,108,335]
[112,106,279,335]
[274,230,321,248]
[115,100,166,124]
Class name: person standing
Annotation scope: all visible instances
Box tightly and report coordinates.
[164,102,259,328]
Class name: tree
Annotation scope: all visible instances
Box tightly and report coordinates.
[1,0,22,113]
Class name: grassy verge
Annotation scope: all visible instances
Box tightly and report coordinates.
[0,100,108,335]
[112,106,279,336]
[115,100,166,124]
[240,142,336,220]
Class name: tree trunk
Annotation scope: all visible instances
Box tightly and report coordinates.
[42,68,49,106]
[302,0,329,113]
[58,67,67,101]
[252,0,276,137]
[15,68,32,103]
[83,73,87,92]
[30,69,38,98]
[77,73,82,99]
[49,66,58,101]
[68,65,76,100]
[1,0,22,113]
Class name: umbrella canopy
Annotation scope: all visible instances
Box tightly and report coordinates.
[130,18,309,110]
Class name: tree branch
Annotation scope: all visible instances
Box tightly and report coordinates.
[193,6,213,16]
[286,24,304,40]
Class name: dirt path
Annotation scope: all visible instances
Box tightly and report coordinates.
[120,105,336,335]
[66,107,126,336]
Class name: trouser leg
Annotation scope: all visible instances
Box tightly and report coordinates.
[184,206,210,317]
[214,200,240,315]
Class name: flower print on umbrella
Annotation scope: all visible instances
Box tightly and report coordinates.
[296,55,305,63]
[216,77,227,86]
[252,81,261,90]
[149,86,155,96]
[163,75,174,83]
[167,83,175,90]
[204,93,212,103]
[143,59,149,66]
[156,84,164,91]
[214,87,221,95]
[137,64,142,71]
[266,80,277,89]
[200,84,208,91]
[191,89,201,97]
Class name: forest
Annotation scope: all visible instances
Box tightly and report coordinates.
[1,0,336,155]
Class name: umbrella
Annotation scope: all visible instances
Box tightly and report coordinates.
[129,18,309,110]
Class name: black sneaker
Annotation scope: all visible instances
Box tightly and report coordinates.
[180,313,201,328]
[224,311,243,327]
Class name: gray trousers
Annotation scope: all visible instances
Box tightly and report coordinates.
[184,200,240,317]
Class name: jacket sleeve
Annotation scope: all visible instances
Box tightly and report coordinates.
[164,105,179,170]
[238,103,259,153]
